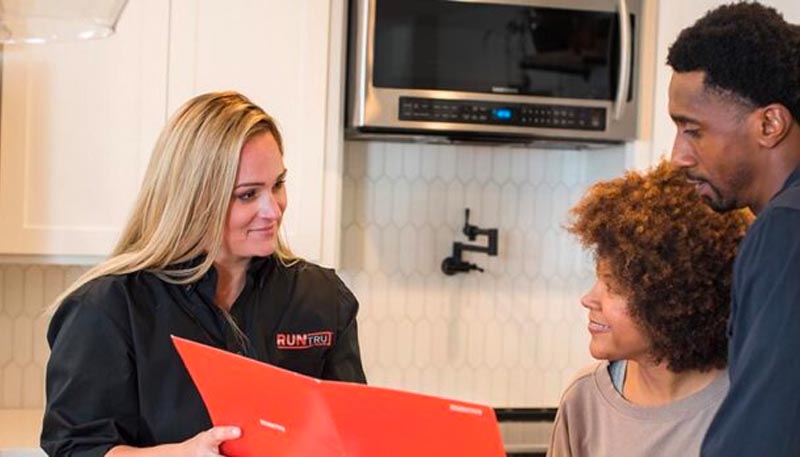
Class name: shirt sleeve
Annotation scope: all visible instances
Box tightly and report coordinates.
[547,400,573,457]
[41,278,140,457]
[701,208,800,456]
[321,274,367,384]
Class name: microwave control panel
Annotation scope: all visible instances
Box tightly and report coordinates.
[398,97,606,131]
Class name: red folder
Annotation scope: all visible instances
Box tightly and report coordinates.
[172,336,506,457]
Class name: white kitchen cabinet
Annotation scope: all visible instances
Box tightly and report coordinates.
[166,0,347,264]
[0,0,169,258]
[0,0,347,264]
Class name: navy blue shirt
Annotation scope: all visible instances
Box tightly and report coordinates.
[702,169,800,456]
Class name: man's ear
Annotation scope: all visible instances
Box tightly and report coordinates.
[757,104,792,148]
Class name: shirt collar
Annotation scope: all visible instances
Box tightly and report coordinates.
[248,256,276,288]
[777,167,800,195]
[766,167,800,211]
[179,254,277,292]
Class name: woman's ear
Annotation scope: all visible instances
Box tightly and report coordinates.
[757,104,792,148]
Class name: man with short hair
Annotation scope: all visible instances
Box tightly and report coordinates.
[667,3,800,456]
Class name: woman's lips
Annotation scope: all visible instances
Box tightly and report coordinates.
[588,320,611,334]
[248,226,276,237]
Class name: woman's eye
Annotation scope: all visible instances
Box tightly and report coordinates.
[273,179,286,191]
[236,190,256,201]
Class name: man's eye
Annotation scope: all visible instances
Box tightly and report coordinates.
[683,129,700,138]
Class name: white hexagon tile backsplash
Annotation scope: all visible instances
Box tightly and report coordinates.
[0,265,88,409]
[338,140,626,407]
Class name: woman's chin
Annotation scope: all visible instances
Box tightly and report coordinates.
[589,344,614,361]
[243,240,278,258]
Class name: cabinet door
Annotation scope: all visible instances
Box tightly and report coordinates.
[168,0,343,264]
[0,0,169,257]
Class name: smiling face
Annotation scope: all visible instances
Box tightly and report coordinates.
[218,132,287,264]
[580,260,650,362]
[668,71,759,213]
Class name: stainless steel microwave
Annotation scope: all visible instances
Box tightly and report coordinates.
[346,0,644,144]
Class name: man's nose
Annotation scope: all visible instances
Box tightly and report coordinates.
[670,137,695,169]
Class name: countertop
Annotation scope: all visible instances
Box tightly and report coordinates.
[499,420,552,455]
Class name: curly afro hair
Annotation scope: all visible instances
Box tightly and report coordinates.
[667,2,800,122]
[567,161,751,372]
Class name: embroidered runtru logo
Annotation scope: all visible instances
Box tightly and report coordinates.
[276,331,334,349]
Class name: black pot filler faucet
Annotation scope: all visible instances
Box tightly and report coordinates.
[441,208,498,275]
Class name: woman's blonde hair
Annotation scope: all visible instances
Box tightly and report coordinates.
[53,91,296,308]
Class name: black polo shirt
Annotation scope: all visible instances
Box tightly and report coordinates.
[41,256,366,456]
[701,169,800,456]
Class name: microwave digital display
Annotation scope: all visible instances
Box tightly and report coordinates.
[373,0,633,101]
[492,108,513,121]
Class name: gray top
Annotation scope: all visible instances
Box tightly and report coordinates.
[547,361,729,457]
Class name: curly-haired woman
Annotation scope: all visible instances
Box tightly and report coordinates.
[547,161,751,457]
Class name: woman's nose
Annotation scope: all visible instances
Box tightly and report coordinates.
[580,283,600,310]
[258,193,282,219]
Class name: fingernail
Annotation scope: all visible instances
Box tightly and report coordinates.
[231,427,241,438]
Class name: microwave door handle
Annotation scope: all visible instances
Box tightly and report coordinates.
[614,0,632,121]
[353,0,371,127]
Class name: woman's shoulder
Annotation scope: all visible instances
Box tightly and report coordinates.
[279,258,331,275]
[551,361,608,445]
[58,273,139,312]
[275,259,358,307]
[558,361,608,407]
[49,273,139,345]
[53,269,166,326]
[278,259,347,289]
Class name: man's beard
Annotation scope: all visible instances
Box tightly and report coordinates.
[704,189,738,213]
[685,172,740,213]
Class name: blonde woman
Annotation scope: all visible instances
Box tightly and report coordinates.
[41,92,367,456]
